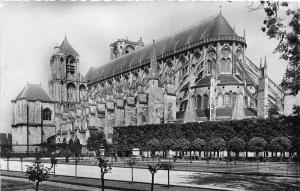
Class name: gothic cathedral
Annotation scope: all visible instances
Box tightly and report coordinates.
[12,13,288,152]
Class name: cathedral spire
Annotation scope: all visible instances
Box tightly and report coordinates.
[264,56,267,69]
[150,39,158,79]
[260,57,263,68]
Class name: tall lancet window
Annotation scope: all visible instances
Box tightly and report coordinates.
[67,82,76,102]
[231,93,238,107]
[217,93,224,108]
[42,108,52,121]
[224,93,231,107]
[196,95,202,108]
[202,94,209,109]
[66,55,75,74]
[220,58,226,73]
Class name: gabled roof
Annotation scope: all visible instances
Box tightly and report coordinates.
[14,83,53,102]
[192,74,244,88]
[59,37,79,57]
[86,13,242,84]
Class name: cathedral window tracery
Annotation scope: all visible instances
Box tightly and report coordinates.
[217,93,224,108]
[66,55,76,75]
[231,93,238,107]
[67,82,76,102]
[202,94,209,109]
[196,95,202,108]
[224,93,231,107]
[42,108,52,121]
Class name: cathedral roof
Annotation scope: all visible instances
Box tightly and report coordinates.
[86,13,244,84]
[14,83,53,102]
[192,74,244,88]
[59,37,79,56]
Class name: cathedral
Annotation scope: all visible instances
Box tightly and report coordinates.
[11,13,288,152]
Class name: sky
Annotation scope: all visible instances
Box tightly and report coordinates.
[0,1,299,134]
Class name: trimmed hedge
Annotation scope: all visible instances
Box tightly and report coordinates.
[113,116,300,153]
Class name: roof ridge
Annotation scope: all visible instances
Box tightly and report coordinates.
[107,14,219,63]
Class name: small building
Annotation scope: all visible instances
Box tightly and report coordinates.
[11,83,55,152]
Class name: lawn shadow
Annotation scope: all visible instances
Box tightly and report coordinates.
[177,172,300,191]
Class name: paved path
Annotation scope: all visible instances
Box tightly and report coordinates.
[1,170,214,191]
[1,159,299,191]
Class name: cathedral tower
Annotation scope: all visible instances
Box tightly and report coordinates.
[110,37,144,60]
[49,37,87,106]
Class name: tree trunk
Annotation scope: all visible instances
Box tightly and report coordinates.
[151,173,154,191]
[54,163,56,176]
[199,150,201,160]
[35,182,39,191]
[75,163,77,178]
[21,157,23,172]
[131,167,133,183]
[101,175,105,191]
[256,151,259,174]
[7,157,9,171]
[167,169,170,188]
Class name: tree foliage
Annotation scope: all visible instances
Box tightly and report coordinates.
[113,116,300,154]
[248,1,300,95]
[248,137,267,153]
[192,138,206,151]
[147,138,160,152]
[228,137,246,153]
[161,138,174,151]
[270,136,292,152]
[87,131,105,152]
[26,158,51,191]
[209,138,226,151]
[173,138,190,152]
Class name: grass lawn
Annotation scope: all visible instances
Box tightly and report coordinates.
[1,178,83,191]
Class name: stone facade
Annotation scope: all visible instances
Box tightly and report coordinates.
[13,13,289,150]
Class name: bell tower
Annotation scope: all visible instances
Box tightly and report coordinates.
[110,37,144,60]
[49,37,82,104]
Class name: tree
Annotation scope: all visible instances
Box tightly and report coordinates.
[173,138,190,158]
[126,158,136,183]
[270,136,292,162]
[192,138,206,160]
[248,137,267,174]
[160,161,173,188]
[209,138,226,161]
[147,138,160,157]
[25,158,51,191]
[248,1,300,95]
[69,139,82,156]
[292,105,300,116]
[87,131,105,152]
[147,162,161,191]
[96,156,112,191]
[161,138,174,158]
[268,105,280,118]
[228,137,246,165]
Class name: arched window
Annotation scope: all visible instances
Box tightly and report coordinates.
[250,99,256,108]
[207,60,212,74]
[79,84,86,101]
[224,93,231,107]
[244,96,249,108]
[225,58,231,73]
[220,58,226,73]
[66,55,75,74]
[42,108,52,120]
[217,93,224,108]
[180,100,188,111]
[202,94,209,109]
[231,93,238,107]
[196,95,202,108]
[67,83,76,102]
